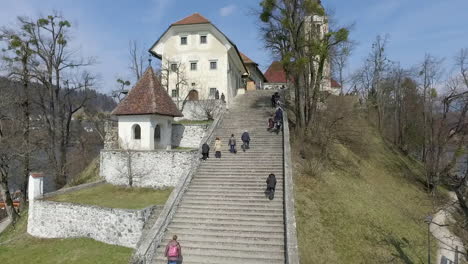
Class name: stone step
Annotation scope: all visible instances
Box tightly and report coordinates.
[182,196,282,206]
[201,158,284,162]
[154,243,284,258]
[180,200,282,208]
[193,176,282,181]
[176,207,283,218]
[187,186,283,192]
[160,236,283,248]
[192,178,283,183]
[172,214,283,223]
[158,239,284,254]
[198,164,283,168]
[153,251,283,264]
[183,193,283,200]
[184,189,283,196]
[177,204,283,213]
[196,170,283,174]
[188,183,283,190]
[167,223,284,235]
[171,217,283,228]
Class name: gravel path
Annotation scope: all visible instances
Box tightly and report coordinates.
[0,217,11,234]
[430,193,465,264]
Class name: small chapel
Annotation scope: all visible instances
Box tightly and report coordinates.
[112,67,183,150]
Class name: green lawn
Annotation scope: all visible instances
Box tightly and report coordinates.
[0,211,132,264]
[293,114,440,263]
[46,184,173,209]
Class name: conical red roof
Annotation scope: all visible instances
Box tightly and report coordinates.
[112,67,183,117]
[172,13,210,26]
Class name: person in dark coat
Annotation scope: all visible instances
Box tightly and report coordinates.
[266,173,277,200]
[201,142,210,161]
[241,130,250,152]
[271,94,276,107]
[215,90,220,99]
[274,107,283,134]
[228,134,237,153]
[221,93,225,103]
[274,92,280,105]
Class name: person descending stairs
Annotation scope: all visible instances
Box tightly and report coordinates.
[153,90,285,264]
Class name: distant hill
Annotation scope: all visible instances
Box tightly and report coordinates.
[0,77,116,114]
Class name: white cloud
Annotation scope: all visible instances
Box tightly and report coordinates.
[219,4,236,17]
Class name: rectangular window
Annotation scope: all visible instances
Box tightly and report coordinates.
[190,62,197,71]
[209,88,217,97]
[170,63,177,72]
[200,35,207,44]
[171,89,178,97]
[210,61,217,70]
[180,36,187,45]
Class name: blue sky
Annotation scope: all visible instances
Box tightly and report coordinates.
[1,0,467,93]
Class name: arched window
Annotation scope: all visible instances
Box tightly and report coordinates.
[188,90,199,101]
[133,125,141,140]
[154,125,161,142]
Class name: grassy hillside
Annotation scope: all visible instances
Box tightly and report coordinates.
[0,211,132,264]
[67,157,101,187]
[292,97,440,263]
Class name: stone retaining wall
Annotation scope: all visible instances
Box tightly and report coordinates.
[27,199,161,248]
[100,150,197,188]
[171,124,209,148]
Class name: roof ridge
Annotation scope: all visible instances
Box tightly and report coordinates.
[172,13,211,26]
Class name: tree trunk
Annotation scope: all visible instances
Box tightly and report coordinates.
[0,167,19,224]
[20,53,30,210]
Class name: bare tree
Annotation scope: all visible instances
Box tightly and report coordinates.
[160,58,190,111]
[258,0,350,130]
[418,54,444,162]
[0,26,35,207]
[331,40,355,95]
[0,89,20,224]
[18,14,96,187]
[129,40,145,80]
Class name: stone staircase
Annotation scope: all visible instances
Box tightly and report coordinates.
[153,90,285,264]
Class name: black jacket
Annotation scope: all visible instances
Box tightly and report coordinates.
[201,143,210,154]
[275,108,283,122]
[266,174,277,188]
[241,132,250,142]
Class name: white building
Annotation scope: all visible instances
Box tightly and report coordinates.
[149,13,263,107]
[112,67,183,150]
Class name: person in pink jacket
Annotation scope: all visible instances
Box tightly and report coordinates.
[165,235,182,264]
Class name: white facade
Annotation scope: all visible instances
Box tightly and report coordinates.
[118,115,173,150]
[150,23,247,107]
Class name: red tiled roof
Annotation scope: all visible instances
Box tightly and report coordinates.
[240,52,256,65]
[172,13,210,26]
[112,67,183,117]
[331,79,341,88]
[264,61,288,83]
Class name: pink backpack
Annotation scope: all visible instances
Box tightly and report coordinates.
[167,243,179,257]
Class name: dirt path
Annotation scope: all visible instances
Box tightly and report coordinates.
[0,217,11,234]
[430,193,465,264]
